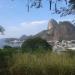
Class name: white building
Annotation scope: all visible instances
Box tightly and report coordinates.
[5,39,24,48]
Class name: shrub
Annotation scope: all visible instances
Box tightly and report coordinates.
[0,47,18,75]
[21,37,52,52]
[3,45,12,49]
[2,46,18,58]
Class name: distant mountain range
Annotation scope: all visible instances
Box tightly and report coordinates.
[0,19,75,48]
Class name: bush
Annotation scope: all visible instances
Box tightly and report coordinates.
[21,37,52,52]
[3,45,12,49]
[3,45,19,55]
[0,49,11,75]
[0,47,18,75]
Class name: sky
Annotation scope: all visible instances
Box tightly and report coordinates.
[0,0,74,38]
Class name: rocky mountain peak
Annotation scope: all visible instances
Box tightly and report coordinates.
[48,19,58,30]
[35,19,75,41]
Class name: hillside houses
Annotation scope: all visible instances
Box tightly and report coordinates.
[52,40,75,53]
[0,37,75,54]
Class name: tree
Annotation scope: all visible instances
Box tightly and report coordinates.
[11,0,75,16]
[0,25,5,35]
[69,0,75,9]
[21,37,52,52]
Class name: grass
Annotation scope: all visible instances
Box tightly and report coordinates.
[8,52,75,75]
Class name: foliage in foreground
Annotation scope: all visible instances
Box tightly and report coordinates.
[8,52,75,75]
[0,44,75,75]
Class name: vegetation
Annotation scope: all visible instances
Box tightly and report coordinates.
[21,37,52,53]
[69,0,75,9]
[11,0,75,16]
[0,0,75,74]
[3,45,13,49]
[0,51,75,75]
[8,52,75,75]
[0,37,75,75]
[0,25,5,34]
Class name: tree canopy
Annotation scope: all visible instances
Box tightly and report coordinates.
[25,0,75,16]
[0,25,5,35]
[21,37,52,52]
[11,0,75,16]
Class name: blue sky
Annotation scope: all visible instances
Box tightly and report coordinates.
[0,0,74,38]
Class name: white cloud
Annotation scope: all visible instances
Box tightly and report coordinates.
[30,20,47,25]
[21,20,48,27]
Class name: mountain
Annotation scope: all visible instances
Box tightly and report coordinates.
[20,35,28,41]
[34,19,75,41]
[20,35,33,41]
[57,21,75,40]
[0,19,75,48]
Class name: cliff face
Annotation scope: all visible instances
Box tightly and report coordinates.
[35,19,75,41]
[56,21,75,40]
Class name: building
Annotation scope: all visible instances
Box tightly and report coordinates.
[5,39,24,48]
[53,40,75,53]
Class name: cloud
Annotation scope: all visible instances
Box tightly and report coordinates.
[20,20,48,32]
[30,20,47,25]
[21,20,48,27]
